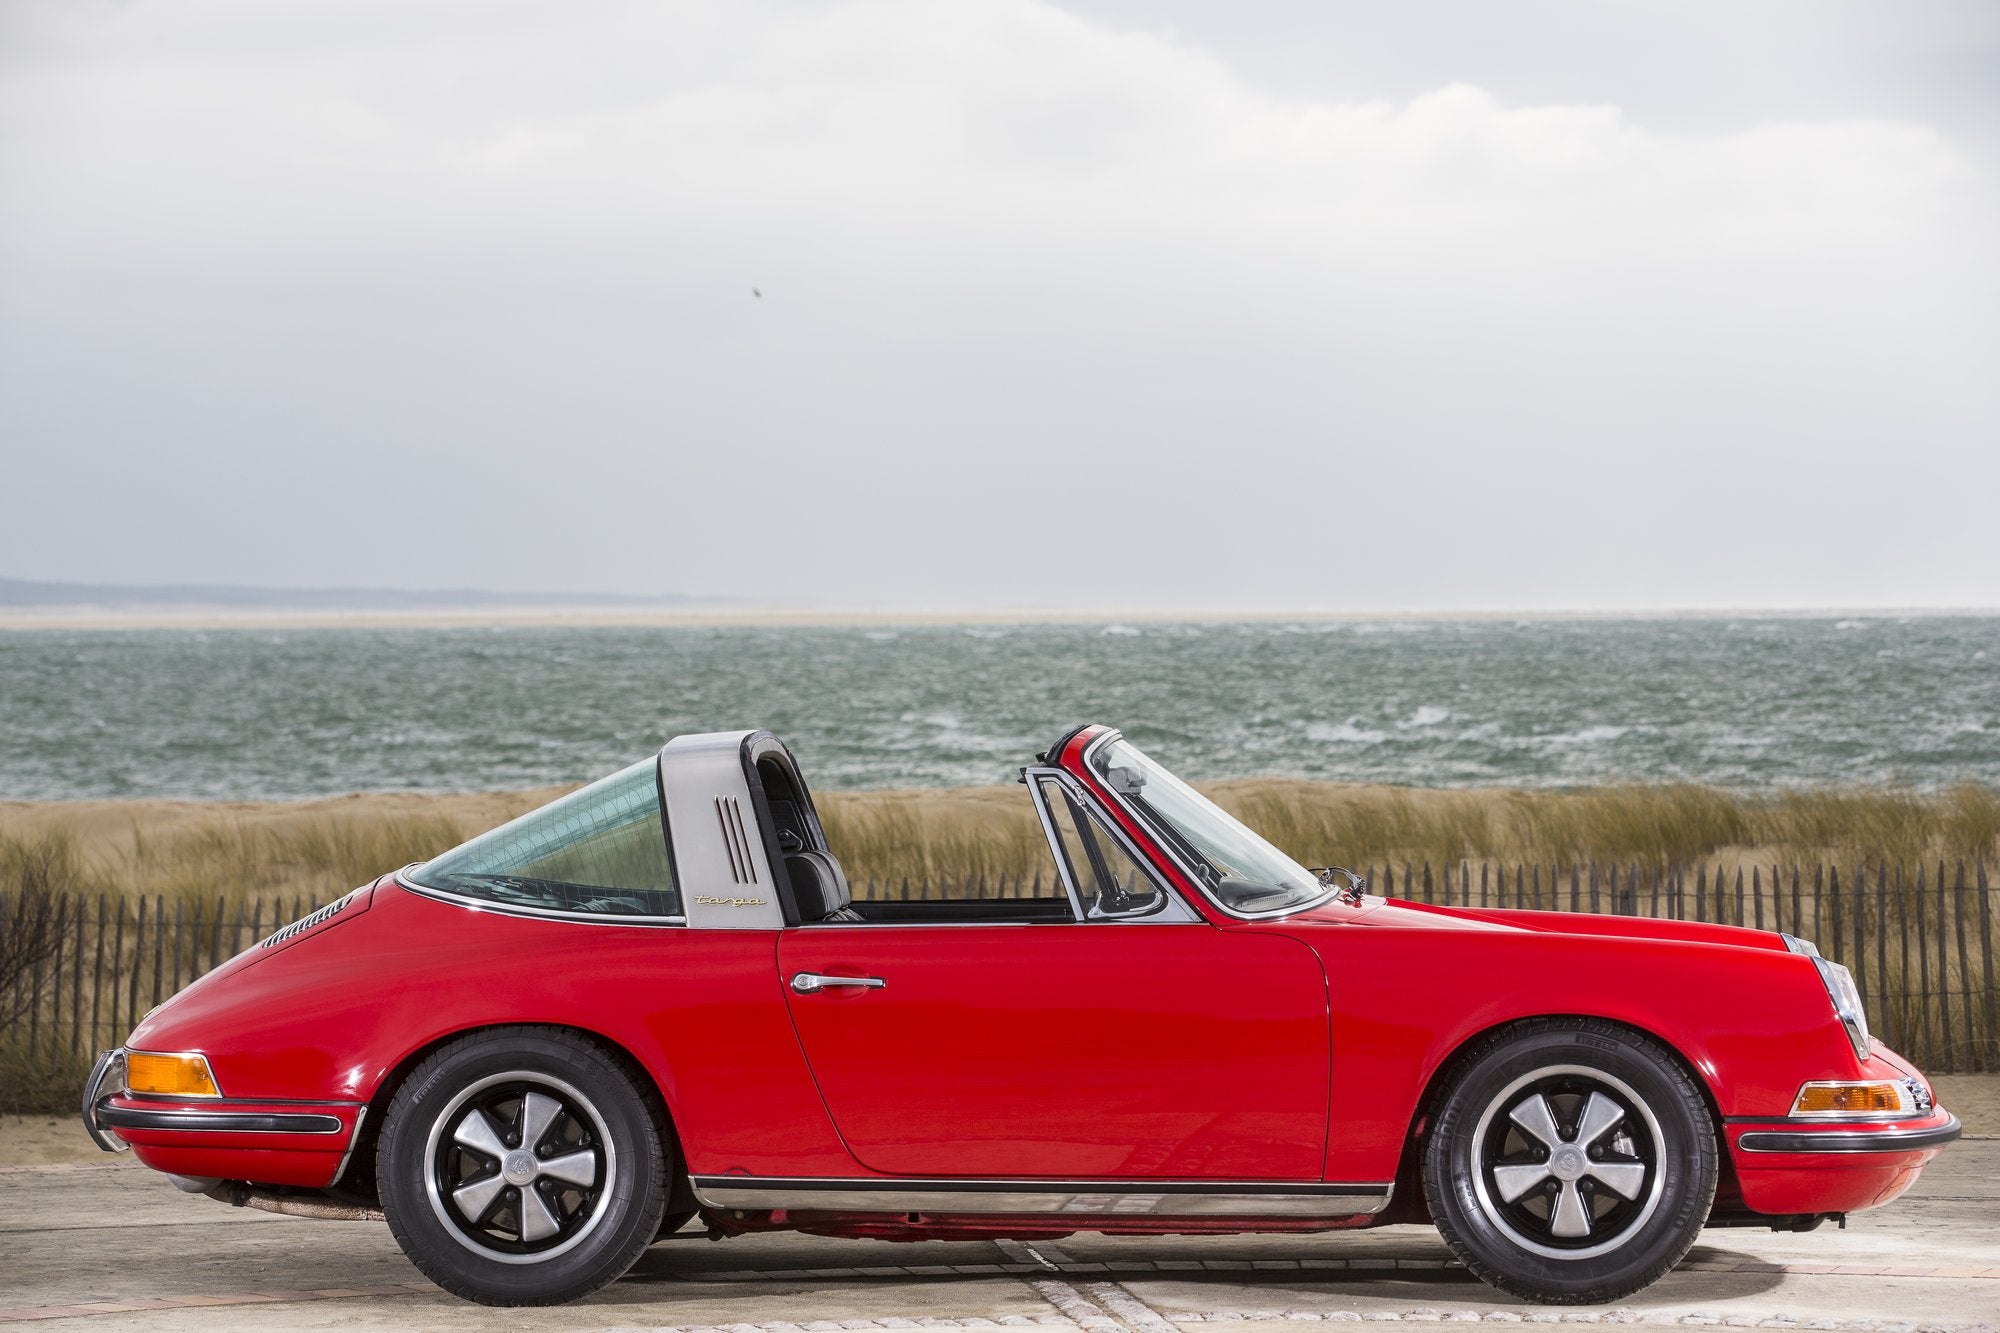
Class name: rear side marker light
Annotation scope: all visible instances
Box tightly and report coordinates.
[1790,1080,1914,1118]
[124,1051,222,1098]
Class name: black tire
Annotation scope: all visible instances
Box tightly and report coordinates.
[1422,1018,1717,1304]
[654,1208,700,1240]
[378,1027,669,1305]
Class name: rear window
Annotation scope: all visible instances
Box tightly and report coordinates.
[408,757,681,919]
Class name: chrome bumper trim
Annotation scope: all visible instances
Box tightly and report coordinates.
[93,1104,346,1135]
[81,1050,129,1153]
[1737,1114,1961,1155]
[330,1106,369,1186]
[690,1175,1393,1218]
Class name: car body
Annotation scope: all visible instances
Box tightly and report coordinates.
[83,724,1960,1306]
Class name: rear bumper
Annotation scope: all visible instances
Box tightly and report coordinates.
[81,1047,364,1188]
[80,1049,129,1153]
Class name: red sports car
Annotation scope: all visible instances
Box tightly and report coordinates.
[82,725,1959,1307]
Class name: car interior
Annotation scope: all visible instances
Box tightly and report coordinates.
[753,748,1077,926]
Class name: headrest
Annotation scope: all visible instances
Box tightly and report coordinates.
[785,850,852,922]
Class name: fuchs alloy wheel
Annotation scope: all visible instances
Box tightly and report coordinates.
[379,1028,668,1305]
[1423,1019,1717,1304]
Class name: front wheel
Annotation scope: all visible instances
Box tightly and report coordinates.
[378,1027,669,1305]
[1422,1019,1717,1304]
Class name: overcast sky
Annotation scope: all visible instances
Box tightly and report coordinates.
[2,0,1996,611]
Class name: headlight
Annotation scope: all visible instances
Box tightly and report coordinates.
[123,1051,222,1098]
[1783,933,1870,1061]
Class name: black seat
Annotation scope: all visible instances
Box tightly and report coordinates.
[786,850,864,924]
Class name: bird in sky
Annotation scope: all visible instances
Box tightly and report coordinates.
[752,288,762,299]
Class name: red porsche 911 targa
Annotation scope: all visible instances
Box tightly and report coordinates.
[83,726,1958,1306]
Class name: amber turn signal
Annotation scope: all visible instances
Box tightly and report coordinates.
[1790,1080,1911,1117]
[124,1051,221,1098]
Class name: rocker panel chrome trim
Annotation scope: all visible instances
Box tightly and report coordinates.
[690,1175,1393,1217]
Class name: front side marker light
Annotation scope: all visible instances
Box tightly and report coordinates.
[124,1051,222,1098]
[1791,1080,1914,1117]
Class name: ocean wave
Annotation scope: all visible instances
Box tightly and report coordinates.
[1308,720,1390,746]
[1539,724,1636,747]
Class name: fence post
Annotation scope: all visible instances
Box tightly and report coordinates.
[1921,861,1944,1069]
[71,896,86,1057]
[1977,861,1996,1072]
[33,899,61,1059]
[109,896,126,1045]
[131,896,147,1031]
[209,895,225,977]
[1952,862,1972,1073]
[1873,866,1890,1050]
[90,895,106,1055]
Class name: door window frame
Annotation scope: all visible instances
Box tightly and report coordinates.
[1023,766,1199,924]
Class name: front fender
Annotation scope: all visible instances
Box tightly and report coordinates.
[1289,921,1852,1183]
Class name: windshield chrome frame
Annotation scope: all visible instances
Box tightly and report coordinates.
[1077,730,1344,923]
[1023,766,1201,925]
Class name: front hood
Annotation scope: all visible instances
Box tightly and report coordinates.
[1341,895,1791,950]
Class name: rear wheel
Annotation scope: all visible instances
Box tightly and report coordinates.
[655,1208,700,1240]
[1422,1019,1716,1304]
[379,1028,668,1305]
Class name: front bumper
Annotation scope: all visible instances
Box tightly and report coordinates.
[1722,1040,1959,1216]
[1724,1106,1960,1215]
[81,1047,365,1188]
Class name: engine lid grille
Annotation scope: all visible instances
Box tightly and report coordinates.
[261,887,365,949]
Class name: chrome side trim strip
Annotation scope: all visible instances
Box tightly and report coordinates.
[393,873,688,928]
[689,1175,1393,1218]
[1736,1115,1961,1155]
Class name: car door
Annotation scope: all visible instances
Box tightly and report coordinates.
[778,770,1330,1181]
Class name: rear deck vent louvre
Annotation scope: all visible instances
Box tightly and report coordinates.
[262,889,361,949]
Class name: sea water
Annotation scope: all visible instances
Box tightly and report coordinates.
[0,616,1995,800]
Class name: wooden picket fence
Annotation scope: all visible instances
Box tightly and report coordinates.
[4,861,1995,1095]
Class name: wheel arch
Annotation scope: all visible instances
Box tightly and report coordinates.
[343,1021,690,1207]
[1382,1012,1728,1225]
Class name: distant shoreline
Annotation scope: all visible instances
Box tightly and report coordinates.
[3,604,1997,631]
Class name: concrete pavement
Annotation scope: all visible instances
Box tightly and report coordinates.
[2,1141,1995,1332]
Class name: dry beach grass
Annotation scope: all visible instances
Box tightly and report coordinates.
[3,778,1997,904]
[5,780,1999,1111]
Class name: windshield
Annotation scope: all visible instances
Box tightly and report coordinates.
[1085,736,1332,915]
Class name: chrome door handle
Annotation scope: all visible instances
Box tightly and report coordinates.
[790,972,886,994]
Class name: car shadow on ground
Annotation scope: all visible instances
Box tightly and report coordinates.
[616,1237,1785,1303]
